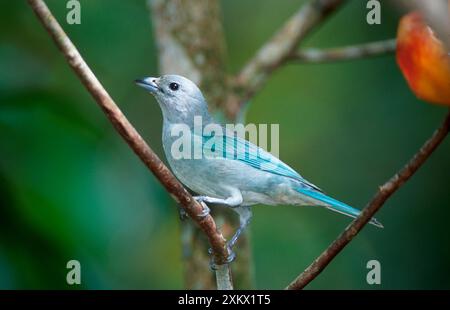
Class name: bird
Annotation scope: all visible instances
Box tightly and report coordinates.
[135,74,383,261]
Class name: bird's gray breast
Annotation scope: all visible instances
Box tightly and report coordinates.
[162,123,222,197]
[161,122,299,205]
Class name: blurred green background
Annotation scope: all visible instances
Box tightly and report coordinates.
[1,0,449,289]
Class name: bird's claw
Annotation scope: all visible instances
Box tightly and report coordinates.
[208,245,236,271]
[179,198,210,220]
[197,201,210,219]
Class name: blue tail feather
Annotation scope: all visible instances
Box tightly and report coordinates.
[297,188,383,228]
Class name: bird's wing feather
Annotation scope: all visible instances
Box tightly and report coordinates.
[200,131,322,191]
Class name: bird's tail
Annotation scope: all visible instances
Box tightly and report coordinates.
[296,188,384,228]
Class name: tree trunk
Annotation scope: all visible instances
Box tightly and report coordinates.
[149,0,253,289]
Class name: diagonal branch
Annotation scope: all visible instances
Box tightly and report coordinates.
[225,0,347,118]
[287,39,396,63]
[287,110,450,290]
[148,0,253,290]
[27,0,233,290]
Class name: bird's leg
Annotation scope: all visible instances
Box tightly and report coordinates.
[194,192,244,269]
[192,197,211,219]
[193,193,242,226]
[227,220,250,249]
[194,194,242,207]
[207,206,253,270]
[228,206,253,249]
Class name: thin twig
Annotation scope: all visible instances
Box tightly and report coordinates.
[27,0,234,290]
[287,39,396,63]
[287,110,450,290]
[226,0,347,118]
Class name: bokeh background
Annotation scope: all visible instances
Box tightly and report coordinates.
[1,0,449,289]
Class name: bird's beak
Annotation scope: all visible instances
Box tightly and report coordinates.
[135,77,159,93]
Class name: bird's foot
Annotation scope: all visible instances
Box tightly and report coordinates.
[208,245,236,271]
[180,198,210,220]
[197,201,210,219]
[207,219,251,270]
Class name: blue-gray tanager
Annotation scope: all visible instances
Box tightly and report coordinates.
[135,75,382,258]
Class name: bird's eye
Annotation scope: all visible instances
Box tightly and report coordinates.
[169,82,179,91]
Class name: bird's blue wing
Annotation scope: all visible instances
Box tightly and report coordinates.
[200,131,321,191]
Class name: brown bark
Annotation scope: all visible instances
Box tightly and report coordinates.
[27,0,233,289]
[149,0,253,289]
[287,110,450,290]
[226,0,348,119]
[29,0,446,290]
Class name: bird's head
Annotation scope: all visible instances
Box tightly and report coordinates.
[135,74,210,124]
